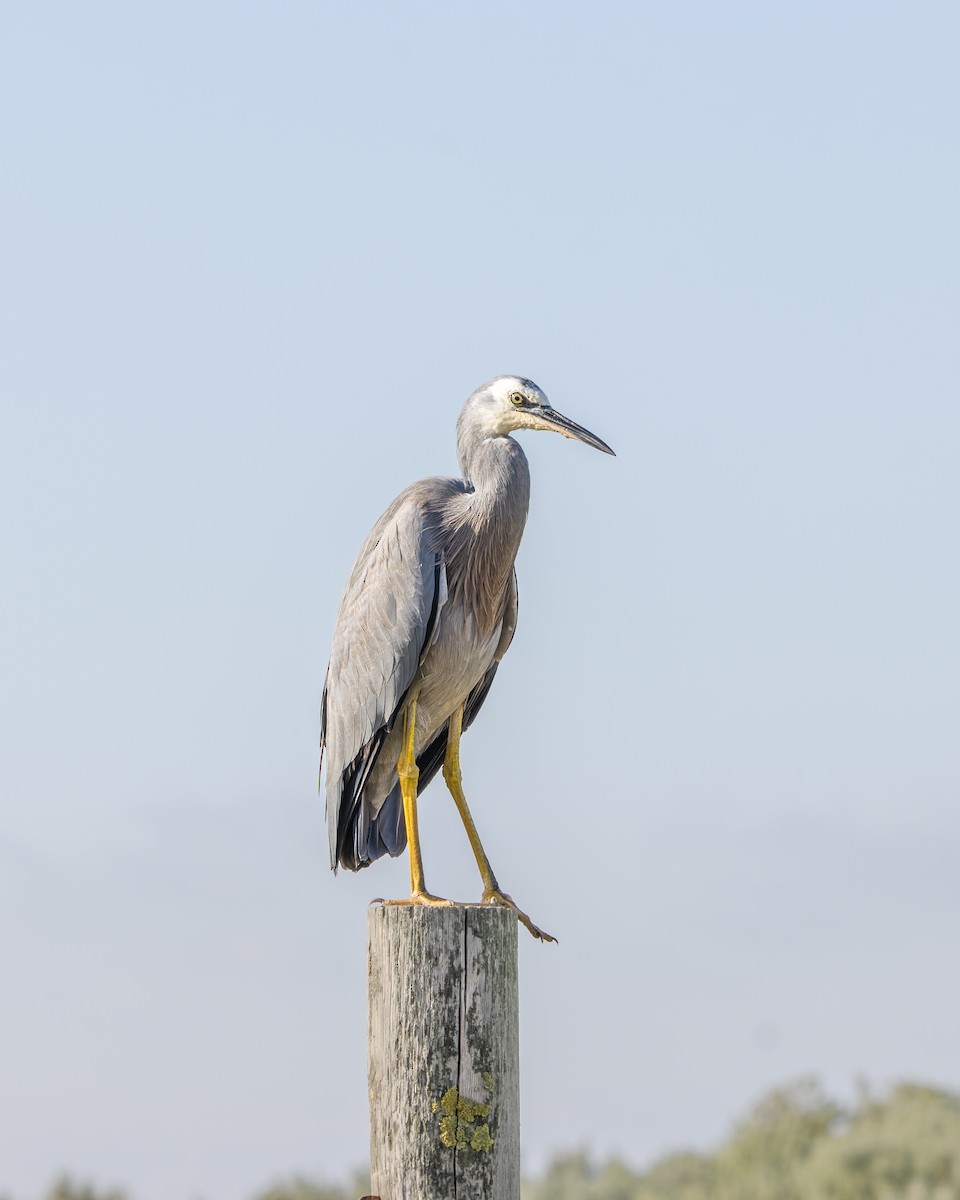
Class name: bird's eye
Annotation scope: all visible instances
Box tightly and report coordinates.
[509,391,524,407]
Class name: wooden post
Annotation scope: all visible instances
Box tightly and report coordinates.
[366,905,520,1200]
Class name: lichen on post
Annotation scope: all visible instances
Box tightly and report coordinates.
[367,905,520,1200]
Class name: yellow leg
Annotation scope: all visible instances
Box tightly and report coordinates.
[383,694,452,909]
[443,706,556,944]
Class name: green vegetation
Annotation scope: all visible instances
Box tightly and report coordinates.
[522,1080,960,1200]
[10,1080,960,1200]
[4,1180,133,1200]
[248,1174,371,1200]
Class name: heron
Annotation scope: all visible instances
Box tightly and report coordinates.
[319,375,615,942]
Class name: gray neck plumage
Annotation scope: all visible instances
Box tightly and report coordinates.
[448,424,531,633]
[457,426,530,539]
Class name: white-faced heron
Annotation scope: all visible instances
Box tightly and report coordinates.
[319,376,615,941]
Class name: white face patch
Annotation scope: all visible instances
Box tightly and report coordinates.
[487,408,520,435]
[482,377,551,435]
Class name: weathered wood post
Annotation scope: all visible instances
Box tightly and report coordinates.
[367,905,520,1200]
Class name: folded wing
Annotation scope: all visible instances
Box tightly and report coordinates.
[320,480,460,870]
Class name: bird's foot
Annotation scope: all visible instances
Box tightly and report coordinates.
[382,891,455,909]
[482,888,557,944]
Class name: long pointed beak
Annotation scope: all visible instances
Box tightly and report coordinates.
[527,405,616,456]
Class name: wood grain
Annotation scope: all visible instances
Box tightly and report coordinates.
[367,905,520,1199]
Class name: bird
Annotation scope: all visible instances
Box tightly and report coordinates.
[319,375,615,942]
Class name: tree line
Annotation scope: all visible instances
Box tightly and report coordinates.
[11,1078,960,1200]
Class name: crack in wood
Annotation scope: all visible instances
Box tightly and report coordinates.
[367,905,519,1199]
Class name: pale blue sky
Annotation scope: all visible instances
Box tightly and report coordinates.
[1,3,958,1198]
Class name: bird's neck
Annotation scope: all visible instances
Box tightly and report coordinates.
[458,433,531,532]
[446,434,530,635]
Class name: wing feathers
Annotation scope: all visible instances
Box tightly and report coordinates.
[320,481,460,869]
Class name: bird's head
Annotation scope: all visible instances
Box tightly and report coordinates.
[464,375,616,456]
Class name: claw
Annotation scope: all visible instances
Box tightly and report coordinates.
[482,888,557,944]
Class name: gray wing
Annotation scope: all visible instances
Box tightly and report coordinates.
[320,479,459,871]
